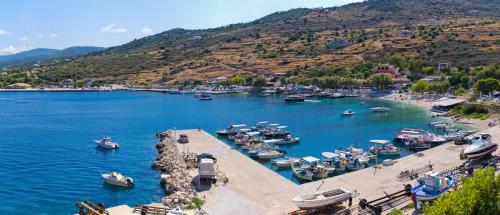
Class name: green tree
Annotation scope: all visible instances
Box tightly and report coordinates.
[473,78,500,95]
[426,168,499,215]
[453,87,466,96]
[252,76,268,88]
[411,80,429,93]
[368,74,393,90]
[226,75,246,86]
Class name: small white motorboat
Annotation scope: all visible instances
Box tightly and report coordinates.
[271,157,301,167]
[102,172,134,188]
[94,137,119,149]
[292,187,352,209]
[340,109,355,116]
[257,150,284,159]
[463,142,498,160]
[370,106,391,112]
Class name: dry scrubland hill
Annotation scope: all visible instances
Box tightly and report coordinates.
[29,0,500,85]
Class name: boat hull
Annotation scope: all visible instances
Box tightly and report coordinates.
[293,188,352,209]
[464,143,498,160]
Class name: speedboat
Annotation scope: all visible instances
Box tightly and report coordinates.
[463,135,497,160]
[466,133,492,144]
[216,124,247,136]
[293,188,352,210]
[94,137,119,149]
[257,150,285,160]
[370,106,391,112]
[102,172,134,188]
[411,172,455,202]
[369,139,401,155]
[422,133,447,144]
[273,135,300,145]
[341,109,355,116]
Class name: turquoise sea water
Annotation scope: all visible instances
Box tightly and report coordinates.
[0,91,457,214]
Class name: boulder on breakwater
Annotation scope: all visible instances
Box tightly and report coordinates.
[152,130,197,208]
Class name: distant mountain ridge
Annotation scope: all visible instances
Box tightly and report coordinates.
[0,46,106,68]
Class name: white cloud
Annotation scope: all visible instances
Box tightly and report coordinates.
[48,33,57,38]
[1,45,31,55]
[0,29,11,36]
[141,27,153,36]
[100,23,127,33]
[18,36,29,41]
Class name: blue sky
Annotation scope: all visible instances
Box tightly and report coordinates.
[0,0,362,55]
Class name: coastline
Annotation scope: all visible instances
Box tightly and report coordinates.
[379,92,493,131]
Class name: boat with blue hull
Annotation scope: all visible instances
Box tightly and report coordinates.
[411,172,455,202]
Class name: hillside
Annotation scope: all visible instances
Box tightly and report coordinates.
[0,46,105,68]
[13,0,500,85]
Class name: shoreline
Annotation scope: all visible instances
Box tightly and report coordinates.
[379,92,494,131]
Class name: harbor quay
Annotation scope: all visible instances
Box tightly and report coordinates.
[136,128,498,215]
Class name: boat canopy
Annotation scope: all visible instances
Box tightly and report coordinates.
[269,123,280,127]
[321,152,336,159]
[370,139,391,145]
[246,131,260,136]
[258,121,269,124]
[302,156,320,163]
[231,124,247,128]
[277,126,288,129]
[239,128,251,132]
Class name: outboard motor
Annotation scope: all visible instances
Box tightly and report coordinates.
[126,178,134,187]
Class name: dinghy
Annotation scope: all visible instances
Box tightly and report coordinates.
[293,187,352,209]
[411,171,455,201]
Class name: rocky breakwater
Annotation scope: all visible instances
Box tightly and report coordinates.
[152,130,197,208]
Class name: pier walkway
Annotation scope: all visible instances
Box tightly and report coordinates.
[173,129,485,215]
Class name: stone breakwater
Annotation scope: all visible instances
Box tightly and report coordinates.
[152,130,197,208]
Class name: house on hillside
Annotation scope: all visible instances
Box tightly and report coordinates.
[438,63,450,72]
[326,38,350,48]
[399,30,414,37]
[371,64,410,86]
[427,19,440,25]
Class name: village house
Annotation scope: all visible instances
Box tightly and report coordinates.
[438,63,450,72]
[371,64,410,86]
[399,30,414,37]
[326,38,350,48]
[426,19,440,25]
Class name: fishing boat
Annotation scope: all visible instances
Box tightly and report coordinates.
[369,139,401,155]
[370,106,391,112]
[463,135,497,160]
[199,96,212,101]
[411,172,455,202]
[215,124,247,136]
[263,126,290,138]
[405,137,431,151]
[284,95,305,102]
[292,156,328,181]
[271,157,301,168]
[94,137,119,149]
[292,187,352,210]
[291,164,314,181]
[345,157,366,171]
[102,172,134,188]
[340,109,355,116]
[422,133,447,144]
[256,149,285,160]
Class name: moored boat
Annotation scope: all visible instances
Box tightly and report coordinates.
[216,124,247,136]
[411,172,455,202]
[271,157,301,168]
[256,149,285,160]
[293,187,352,210]
[102,172,134,188]
[94,137,119,149]
[369,139,401,155]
